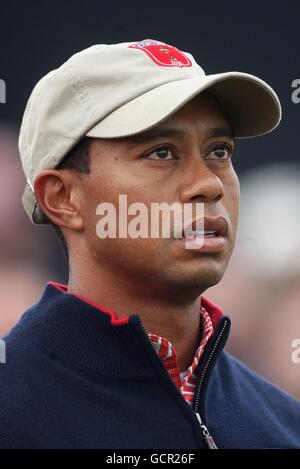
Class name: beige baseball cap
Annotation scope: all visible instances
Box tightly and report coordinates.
[19,39,282,224]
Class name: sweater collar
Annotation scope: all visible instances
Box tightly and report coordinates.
[48,281,224,330]
[20,282,227,379]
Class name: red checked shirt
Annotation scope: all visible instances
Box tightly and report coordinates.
[148,306,214,405]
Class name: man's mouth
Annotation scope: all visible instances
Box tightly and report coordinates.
[186,230,218,238]
[178,217,228,252]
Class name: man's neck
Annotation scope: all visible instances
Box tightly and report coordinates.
[68,260,202,372]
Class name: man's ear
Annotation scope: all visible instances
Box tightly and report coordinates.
[34,169,84,230]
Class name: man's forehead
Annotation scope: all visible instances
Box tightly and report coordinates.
[126,125,234,146]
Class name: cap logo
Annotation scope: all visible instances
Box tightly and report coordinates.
[128,40,192,68]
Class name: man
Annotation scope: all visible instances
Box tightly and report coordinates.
[1,39,300,449]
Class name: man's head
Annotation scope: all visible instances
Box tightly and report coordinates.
[18,39,281,299]
[34,91,239,296]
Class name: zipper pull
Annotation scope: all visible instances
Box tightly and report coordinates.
[195,412,218,449]
[203,433,218,450]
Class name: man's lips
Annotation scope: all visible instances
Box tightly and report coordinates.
[177,216,229,252]
[181,216,229,238]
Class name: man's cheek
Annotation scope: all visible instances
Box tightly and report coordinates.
[227,182,240,224]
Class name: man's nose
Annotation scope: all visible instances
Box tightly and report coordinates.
[179,160,224,204]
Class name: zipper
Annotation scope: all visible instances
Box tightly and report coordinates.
[195,412,218,449]
[139,322,155,346]
[138,318,228,450]
[193,319,229,449]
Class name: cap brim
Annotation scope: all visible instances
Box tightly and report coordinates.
[86,72,281,139]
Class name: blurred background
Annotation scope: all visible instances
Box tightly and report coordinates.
[0,1,299,399]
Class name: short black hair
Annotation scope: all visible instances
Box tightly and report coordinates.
[48,137,92,260]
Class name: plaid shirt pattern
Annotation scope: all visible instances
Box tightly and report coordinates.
[148,305,214,405]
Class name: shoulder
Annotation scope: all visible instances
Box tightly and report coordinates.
[204,351,300,448]
[216,351,300,407]
[222,352,298,397]
[0,415,18,449]
[211,351,300,440]
[0,314,53,448]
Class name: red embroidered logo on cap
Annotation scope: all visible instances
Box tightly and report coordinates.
[128,40,192,68]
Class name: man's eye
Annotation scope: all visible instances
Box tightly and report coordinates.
[207,143,233,160]
[146,145,176,160]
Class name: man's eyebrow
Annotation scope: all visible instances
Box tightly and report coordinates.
[127,127,185,145]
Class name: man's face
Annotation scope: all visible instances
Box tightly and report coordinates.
[79,92,240,296]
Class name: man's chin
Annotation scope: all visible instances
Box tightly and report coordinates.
[162,262,226,298]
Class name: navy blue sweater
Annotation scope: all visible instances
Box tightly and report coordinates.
[1,283,300,449]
